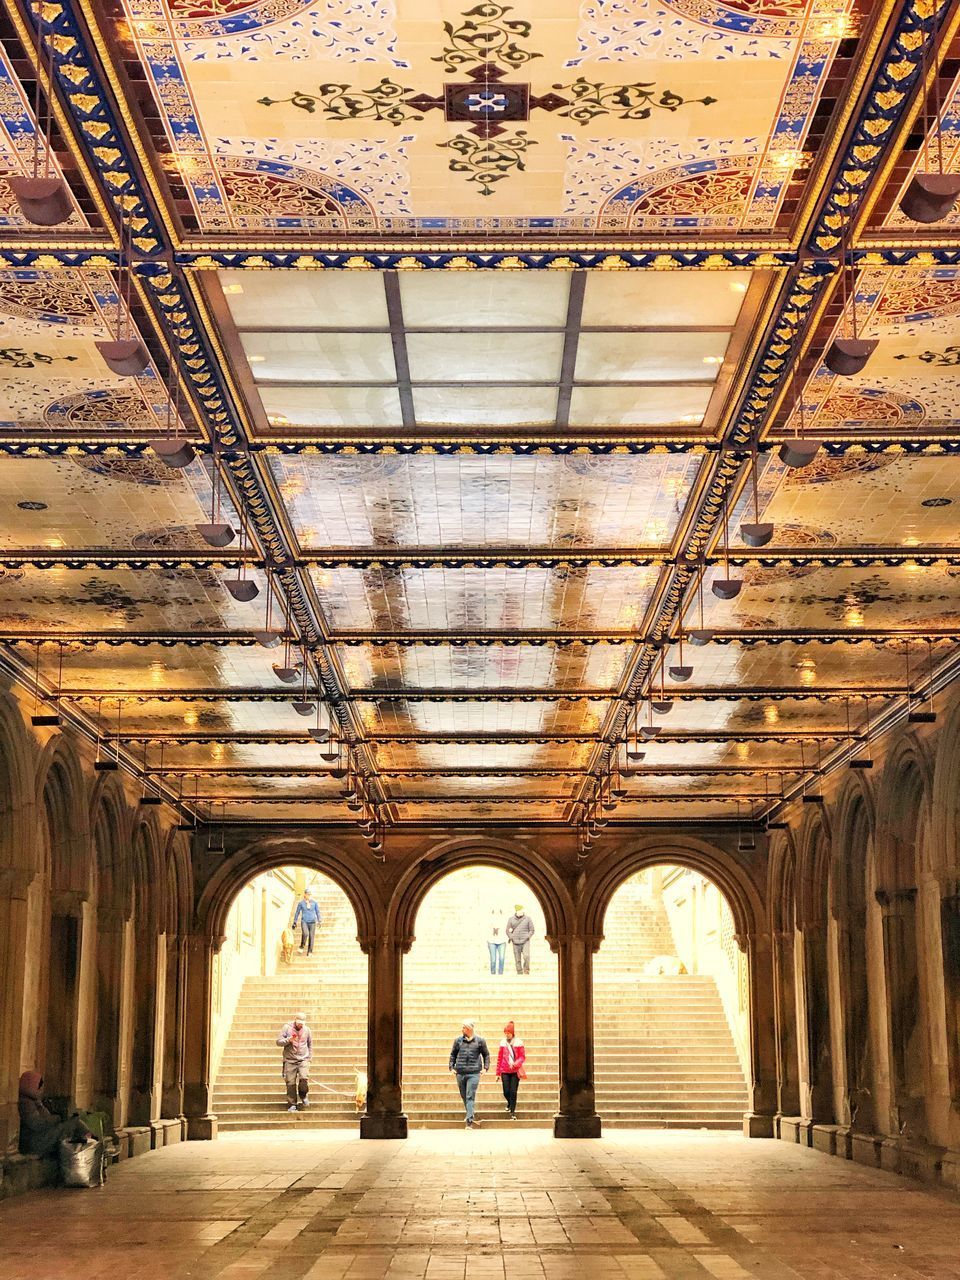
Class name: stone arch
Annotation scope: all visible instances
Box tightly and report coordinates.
[36,733,89,896]
[767,830,797,935]
[388,835,573,949]
[0,689,37,877]
[581,833,762,946]
[795,806,832,930]
[929,686,960,877]
[91,772,133,918]
[163,829,193,938]
[873,733,932,1140]
[829,774,877,1132]
[129,816,164,1125]
[199,833,379,947]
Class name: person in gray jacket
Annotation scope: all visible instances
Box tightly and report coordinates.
[448,1019,489,1128]
[506,904,535,974]
[276,1011,312,1112]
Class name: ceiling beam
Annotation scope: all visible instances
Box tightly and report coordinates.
[59,685,904,702]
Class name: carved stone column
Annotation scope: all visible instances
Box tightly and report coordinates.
[360,931,408,1139]
[772,928,801,1120]
[742,929,778,1137]
[129,931,164,1129]
[182,932,222,1140]
[939,885,960,1111]
[45,888,87,1110]
[554,931,601,1138]
[160,935,188,1130]
[877,887,922,1136]
[0,867,33,1154]
[799,921,834,1124]
[93,904,130,1130]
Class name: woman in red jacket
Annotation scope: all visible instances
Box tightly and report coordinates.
[495,1021,526,1119]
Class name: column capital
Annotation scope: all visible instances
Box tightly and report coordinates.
[0,866,34,900]
[97,904,131,931]
[358,932,413,956]
[552,931,604,954]
[51,888,87,918]
[875,887,917,914]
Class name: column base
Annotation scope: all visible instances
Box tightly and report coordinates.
[743,1112,776,1138]
[360,1113,408,1140]
[554,1113,601,1138]
[186,1113,218,1141]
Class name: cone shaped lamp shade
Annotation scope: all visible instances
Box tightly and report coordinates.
[292,701,315,716]
[96,337,150,377]
[712,578,742,600]
[138,794,162,806]
[196,522,235,548]
[253,629,283,648]
[309,726,330,742]
[31,712,61,727]
[668,665,693,682]
[651,700,673,715]
[624,748,645,761]
[778,438,822,470]
[739,521,774,548]
[272,664,299,683]
[687,629,714,646]
[10,175,72,226]
[639,725,661,740]
[823,336,877,376]
[225,578,259,602]
[899,172,960,223]
[149,437,196,469]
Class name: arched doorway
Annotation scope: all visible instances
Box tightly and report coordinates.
[594,864,750,1128]
[210,864,367,1129]
[402,866,559,1127]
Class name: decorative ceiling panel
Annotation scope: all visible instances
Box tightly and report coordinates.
[109,0,869,236]
[311,564,661,630]
[334,641,629,691]
[269,453,702,549]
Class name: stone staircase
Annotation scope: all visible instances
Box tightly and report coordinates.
[212,869,748,1131]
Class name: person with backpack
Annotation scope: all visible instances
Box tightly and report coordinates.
[448,1019,489,1129]
[495,1021,526,1119]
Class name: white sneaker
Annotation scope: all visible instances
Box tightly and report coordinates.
[287,1105,298,1112]
[299,1098,309,1108]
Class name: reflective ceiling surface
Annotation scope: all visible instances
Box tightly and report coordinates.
[1,0,960,833]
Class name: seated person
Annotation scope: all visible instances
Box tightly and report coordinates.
[18,1071,94,1157]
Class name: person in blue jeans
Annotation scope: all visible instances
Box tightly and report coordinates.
[292,889,322,955]
[448,1020,490,1129]
[487,908,506,975]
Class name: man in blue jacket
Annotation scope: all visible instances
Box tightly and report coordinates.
[292,888,322,955]
[448,1019,490,1129]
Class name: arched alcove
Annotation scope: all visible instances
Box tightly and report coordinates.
[402,863,559,1129]
[594,862,750,1129]
[209,862,367,1131]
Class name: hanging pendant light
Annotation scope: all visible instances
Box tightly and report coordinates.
[291,647,316,716]
[668,623,693,682]
[766,771,789,830]
[139,741,164,806]
[196,443,235,546]
[10,6,71,226]
[310,692,332,743]
[254,570,284,647]
[900,17,960,222]
[30,639,62,726]
[801,740,824,804]
[906,638,937,722]
[712,492,742,599]
[97,217,149,376]
[149,347,195,469]
[650,654,673,713]
[849,695,874,769]
[639,693,661,740]
[625,704,646,761]
[778,360,823,470]
[823,232,877,376]
[687,561,714,646]
[224,518,260,602]
[740,436,774,546]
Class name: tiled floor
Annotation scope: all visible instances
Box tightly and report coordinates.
[2,1130,959,1280]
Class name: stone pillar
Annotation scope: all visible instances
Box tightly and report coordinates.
[161,935,188,1128]
[129,931,164,1129]
[0,868,33,1154]
[772,929,801,1120]
[182,932,221,1140]
[45,888,87,1110]
[93,905,130,1131]
[554,931,601,1138]
[938,885,960,1108]
[798,922,834,1124]
[360,932,408,1139]
[742,930,777,1137]
[877,887,922,1134]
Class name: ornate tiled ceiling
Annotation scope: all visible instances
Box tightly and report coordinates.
[1,0,960,838]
